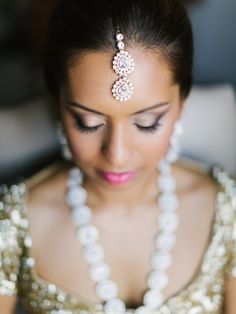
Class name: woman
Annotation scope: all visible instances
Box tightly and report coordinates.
[0,0,235,313]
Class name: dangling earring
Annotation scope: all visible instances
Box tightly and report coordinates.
[165,120,184,164]
[56,121,73,161]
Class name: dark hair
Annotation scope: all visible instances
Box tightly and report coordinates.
[44,0,193,102]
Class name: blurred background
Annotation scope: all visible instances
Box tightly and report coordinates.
[0,0,236,185]
[0,0,235,313]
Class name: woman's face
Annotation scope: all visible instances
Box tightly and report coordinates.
[60,48,184,190]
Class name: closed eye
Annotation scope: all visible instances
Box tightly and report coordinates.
[134,111,166,133]
[71,111,165,134]
[72,113,104,133]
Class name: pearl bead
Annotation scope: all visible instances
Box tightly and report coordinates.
[76,225,98,245]
[104,298,126,314]
[89,262,110,282]
[82,244,104,264]
[96,280,118,301]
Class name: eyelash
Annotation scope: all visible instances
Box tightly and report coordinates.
[73,114,163,134]
[73,115,103,133]
[135,120,162,133]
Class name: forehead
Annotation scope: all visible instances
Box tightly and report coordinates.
[64,48,178,115]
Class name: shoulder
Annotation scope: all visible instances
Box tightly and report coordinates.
[23,160,72,247]
[0,160,71,214]
[25,160,71,194]
[25,160,71,214]
[173,157,220,199]
[0,160,72,237]
[175,157,235,192]
[174,158,235,223]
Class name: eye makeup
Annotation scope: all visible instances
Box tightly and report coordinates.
[71,111,104,133]
[70,110,167,135]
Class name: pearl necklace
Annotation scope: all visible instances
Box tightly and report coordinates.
[65,159,179,314]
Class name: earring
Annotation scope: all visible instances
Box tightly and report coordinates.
[158,120,184,176]
[164,120,184,164]
[56,121,73,161]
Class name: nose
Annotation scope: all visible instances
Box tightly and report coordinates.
[101,122,131,169]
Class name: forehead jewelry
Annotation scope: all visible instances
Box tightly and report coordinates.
[112,29,135,102]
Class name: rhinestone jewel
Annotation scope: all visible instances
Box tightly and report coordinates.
[118,41,125,50]
[113,51,135,77]
[112,31,135,102]
[116,33,124,42]
[112,77,134,102]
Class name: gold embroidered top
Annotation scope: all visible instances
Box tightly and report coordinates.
[0,164,235,314]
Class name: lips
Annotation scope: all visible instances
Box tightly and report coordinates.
[98,170,136,185]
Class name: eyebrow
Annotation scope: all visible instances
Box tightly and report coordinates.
[68,101,170,115]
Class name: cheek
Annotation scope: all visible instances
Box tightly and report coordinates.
[137,113,177,166]
[138,129,172,166]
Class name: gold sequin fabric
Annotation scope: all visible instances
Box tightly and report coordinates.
[0,166,235,314]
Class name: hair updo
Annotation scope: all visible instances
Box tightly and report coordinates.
[44,0,193,102]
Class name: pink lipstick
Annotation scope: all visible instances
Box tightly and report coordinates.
[98,171,136,185]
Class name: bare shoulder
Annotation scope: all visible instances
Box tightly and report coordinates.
[24,160,72,248]
[172,158,220,221]
[174,158,218,195]
[25,160,71,204]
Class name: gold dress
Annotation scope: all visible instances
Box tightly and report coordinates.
[0,163,235,314]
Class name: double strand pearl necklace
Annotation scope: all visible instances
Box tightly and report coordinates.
[65,158,179,314]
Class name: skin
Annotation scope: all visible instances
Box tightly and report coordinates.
[60,48,182,210]
[1,48,236,313]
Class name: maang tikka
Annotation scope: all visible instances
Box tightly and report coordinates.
[112,28,135,102]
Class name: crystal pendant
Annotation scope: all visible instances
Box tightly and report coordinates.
[113,50,135,77]
[112,77,134,102]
